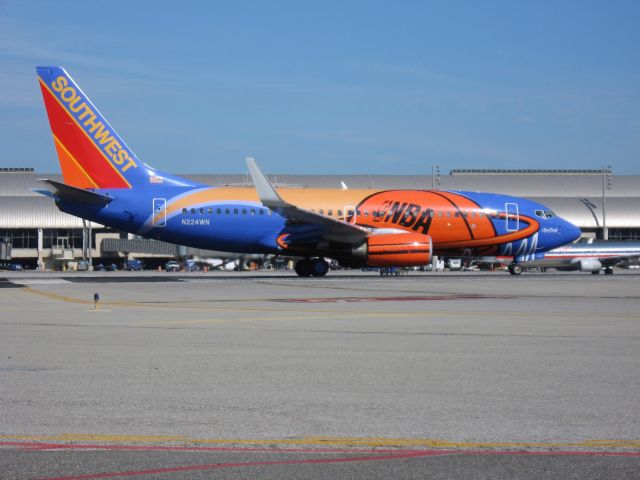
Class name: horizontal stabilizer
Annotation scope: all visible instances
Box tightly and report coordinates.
[32,188,55,198]
[38,179,112,206]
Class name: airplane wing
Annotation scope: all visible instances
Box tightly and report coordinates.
[246,157,369,243]
[37,179,113,206]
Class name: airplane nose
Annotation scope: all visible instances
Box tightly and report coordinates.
[559,219,581,245]
[565,220,582,243]
[541,218,582,250]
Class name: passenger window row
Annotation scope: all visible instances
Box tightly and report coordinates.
[180,206,516,221]
[182,207,273,216]
[309,209,490,219]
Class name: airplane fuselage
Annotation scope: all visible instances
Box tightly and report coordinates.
[516,241,640,272]
[58,185,580,263]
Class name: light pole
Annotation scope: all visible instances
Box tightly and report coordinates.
[602,166,612,240]
[431,164,442,273]
[432,164,441,190]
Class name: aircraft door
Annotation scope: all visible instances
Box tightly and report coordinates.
[152,198,167,227]
[344,205,356,224]
[505,202,519,232]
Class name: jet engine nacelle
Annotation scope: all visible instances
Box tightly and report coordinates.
[362,233,433,267]
[575,258,603,272]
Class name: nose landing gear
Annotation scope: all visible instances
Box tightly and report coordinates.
[294,258,329,277]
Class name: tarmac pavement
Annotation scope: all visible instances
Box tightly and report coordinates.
[1,270,639,478]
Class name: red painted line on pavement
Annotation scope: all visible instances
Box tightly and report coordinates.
[37,451,439,480]
[463,449,640,457]
[6,441,635,480]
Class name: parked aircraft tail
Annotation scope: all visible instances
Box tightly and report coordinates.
[36,66,199,189]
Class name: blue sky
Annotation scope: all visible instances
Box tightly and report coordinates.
[1,0,639,174]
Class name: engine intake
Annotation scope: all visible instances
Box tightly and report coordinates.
[576,258,603,272]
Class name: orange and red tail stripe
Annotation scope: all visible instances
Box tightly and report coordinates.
[39,78,130,188]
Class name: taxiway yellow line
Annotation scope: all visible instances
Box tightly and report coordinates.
[1,434,638,450]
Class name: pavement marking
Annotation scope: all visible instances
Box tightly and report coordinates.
[21,287,93,304]
[25,451,640,480]
[21,450,453,480]
[12,279,71,285]
[17,286,363,312]
[2,442,639,480]
[3,442,639,480]
[141,311,452,325]
[17,286,640,321]
[273,294,501,303]
[3,441,640,457]
[21,287,640,320]
[256,279,640,300]
[139,315,640,333]
[1,434,639,451]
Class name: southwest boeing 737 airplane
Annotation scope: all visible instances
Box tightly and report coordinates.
[35,66,581,276]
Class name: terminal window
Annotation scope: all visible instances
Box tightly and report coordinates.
[0,229,37,249]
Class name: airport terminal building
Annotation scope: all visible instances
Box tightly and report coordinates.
[1,167,638,269]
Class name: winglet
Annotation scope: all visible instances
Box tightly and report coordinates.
[245,157,369,242]
[245,157,288,208]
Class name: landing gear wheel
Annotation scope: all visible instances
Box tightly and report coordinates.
[311,258,329,277]
[604,267,614,275]
[294,258,313,277]
[591,270,601,275]
[508,263,522,276]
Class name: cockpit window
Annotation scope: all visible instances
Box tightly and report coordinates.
[535,209,556,219]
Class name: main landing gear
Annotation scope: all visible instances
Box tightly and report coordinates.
[593,267,614,275]
[508,263,523,276]
[294,258,330,277]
